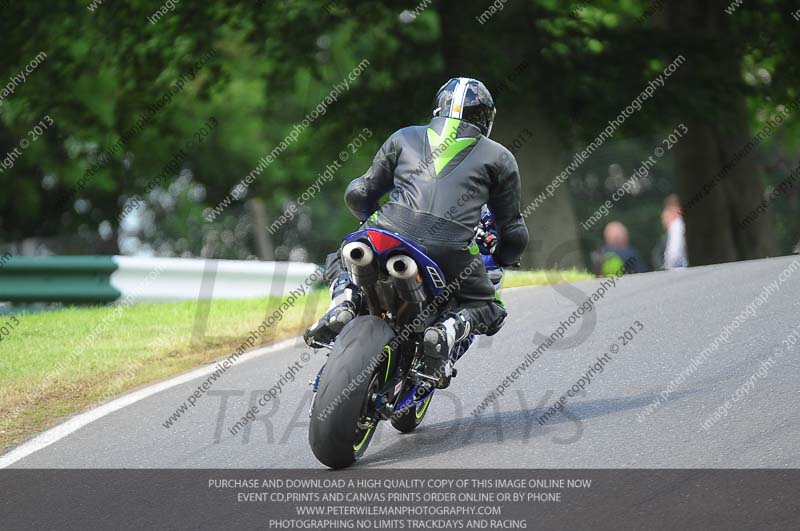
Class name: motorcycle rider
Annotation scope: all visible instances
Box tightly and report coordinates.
[304,77,529,388]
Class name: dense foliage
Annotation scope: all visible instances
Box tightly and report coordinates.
[1,0,797,266]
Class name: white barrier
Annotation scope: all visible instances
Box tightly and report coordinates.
[111,256,322,301]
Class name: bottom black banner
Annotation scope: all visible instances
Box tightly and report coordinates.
[2,469,799,530]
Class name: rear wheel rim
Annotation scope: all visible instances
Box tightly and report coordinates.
[352,372,381,455]
[353,426,373,451]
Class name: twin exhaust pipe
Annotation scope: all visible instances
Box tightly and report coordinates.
[386,255,417,280]
[342,241,426,302]
[342,242,378,286]
[342,241,374,268]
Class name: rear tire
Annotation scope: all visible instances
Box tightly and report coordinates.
[308,316,395,469]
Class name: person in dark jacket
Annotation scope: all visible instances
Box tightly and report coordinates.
[595,221,647,276]
[304,77,529,387]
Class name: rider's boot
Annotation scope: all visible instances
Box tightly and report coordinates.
[304,275,362,348]
[422,310,472,389]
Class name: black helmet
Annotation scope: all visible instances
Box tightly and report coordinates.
[432,77,496,137]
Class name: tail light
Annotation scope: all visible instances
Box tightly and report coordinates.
[367,230,402,253]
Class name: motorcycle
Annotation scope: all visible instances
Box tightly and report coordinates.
[308,209,502,469]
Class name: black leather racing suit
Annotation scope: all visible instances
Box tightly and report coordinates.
[331,116,529,335]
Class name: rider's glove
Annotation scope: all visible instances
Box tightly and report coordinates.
[475,226,498,255]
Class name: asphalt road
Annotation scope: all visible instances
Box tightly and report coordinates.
[7,255,800,469]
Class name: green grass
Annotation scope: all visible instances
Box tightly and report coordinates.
[0,269,593,451]
[0,290,330,451]
[502,269,594,289]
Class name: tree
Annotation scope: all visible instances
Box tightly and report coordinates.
[2,0,798,268]
[663,0,781,264]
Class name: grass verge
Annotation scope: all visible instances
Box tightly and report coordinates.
[502,268,594,289]
[0,290,329,452]
[0,268,593,451]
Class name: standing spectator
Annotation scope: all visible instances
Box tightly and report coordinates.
[593,221,647,276]
[661,194,688,269]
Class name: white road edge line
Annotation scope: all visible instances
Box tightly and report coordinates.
[0,336,302,469]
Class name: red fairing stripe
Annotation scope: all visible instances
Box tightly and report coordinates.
[367,230,402,253]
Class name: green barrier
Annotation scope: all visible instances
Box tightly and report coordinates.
[0,256,121,303]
